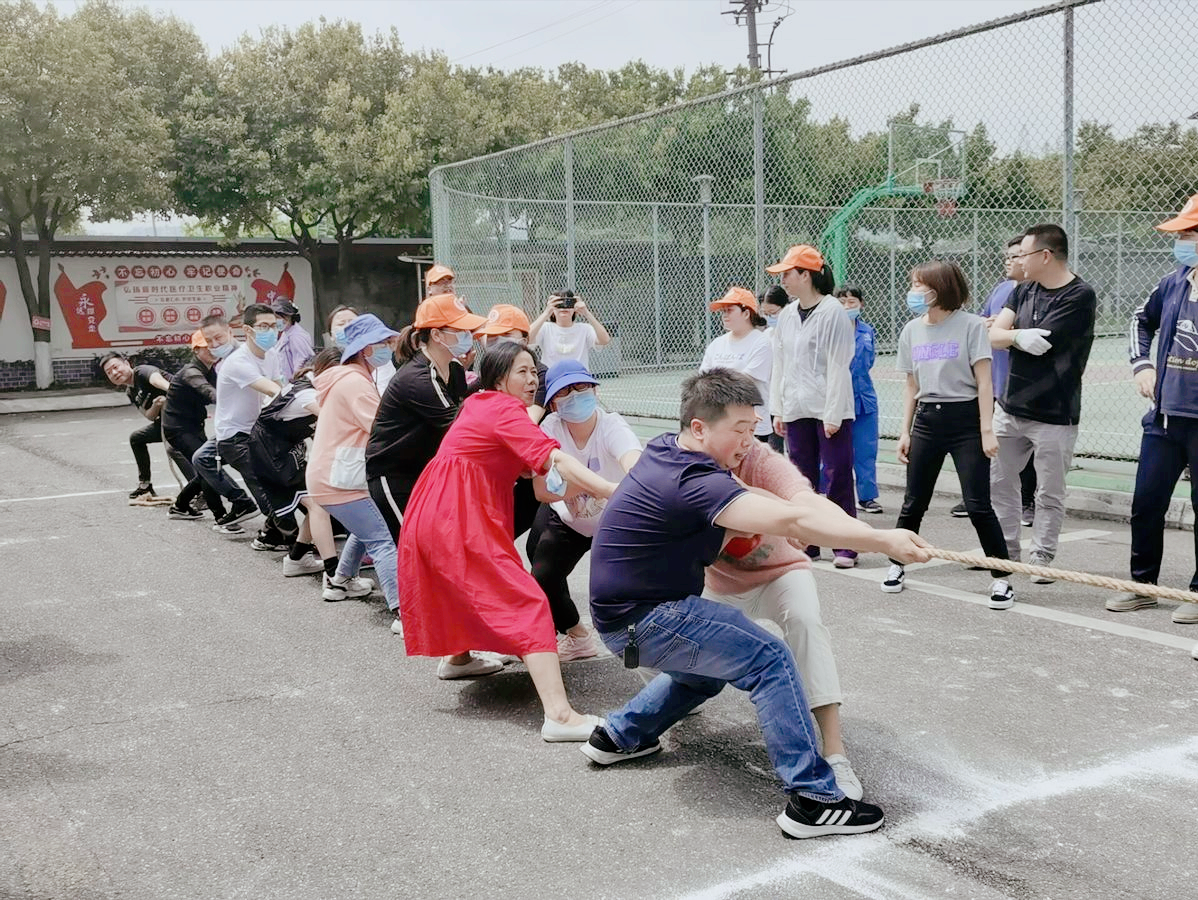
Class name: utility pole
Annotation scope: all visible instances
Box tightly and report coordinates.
[722,1,790,77]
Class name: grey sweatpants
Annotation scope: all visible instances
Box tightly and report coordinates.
[990,405,1078,561]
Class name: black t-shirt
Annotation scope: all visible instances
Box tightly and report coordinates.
[128,365,168,414]
[1001,276,1097,426]
[162,358,216,434]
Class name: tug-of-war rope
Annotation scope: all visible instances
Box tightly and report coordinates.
[927,549,1198,605]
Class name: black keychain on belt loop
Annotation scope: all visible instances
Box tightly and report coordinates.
[623,624,639,669]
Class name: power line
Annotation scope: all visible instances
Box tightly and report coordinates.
[482,0,640,68]
[453,0,613,64]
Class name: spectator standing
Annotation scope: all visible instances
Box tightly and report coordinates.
[272,300,314,381]
[700,287,772,444]
[529,290,611,370]
[834,286,882,515]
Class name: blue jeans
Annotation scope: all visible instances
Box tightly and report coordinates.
[323,497,399,612]
[598,595,841,801]
[192,438,250,505]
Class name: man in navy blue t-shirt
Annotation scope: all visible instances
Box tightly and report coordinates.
[585,368,929,839]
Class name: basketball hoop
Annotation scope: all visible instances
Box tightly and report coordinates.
[927,178,963,219]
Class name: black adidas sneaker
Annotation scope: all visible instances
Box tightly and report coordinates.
[777,794,884,839]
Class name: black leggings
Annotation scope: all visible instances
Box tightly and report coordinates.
[165,427,226,517]
[526,504,592,633]
[895,400,1009,578]
[368,473,413,544]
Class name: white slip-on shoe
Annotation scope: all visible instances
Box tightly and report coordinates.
[541,714,604,743]
[436,654,503,680]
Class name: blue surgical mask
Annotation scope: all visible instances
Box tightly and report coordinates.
[765,315,778,328]
[445,330,474,357]
[845,307,861,321]
[1173,239,1198,268]
[906,291,930,316]
[556,389,597,423]
[367,345,393,368]
[252,328,278,351]
[210,341,234,360]
[332,328,348,348]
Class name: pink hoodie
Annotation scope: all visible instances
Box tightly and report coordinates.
[306,363,381,506]
[704,440,813,595]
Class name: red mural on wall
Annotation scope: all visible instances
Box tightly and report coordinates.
[54,265,112,348]
[250,262,296,306]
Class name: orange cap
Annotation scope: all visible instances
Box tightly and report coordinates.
[709,286,758,313]
[414,293,487,331]
[475,304,532,336]
[424,263,455,285]
[190,330,207,349]
[766,244,825,274]
[1156,194,1198,233]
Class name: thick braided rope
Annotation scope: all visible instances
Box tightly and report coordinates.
[926,548,1198,605]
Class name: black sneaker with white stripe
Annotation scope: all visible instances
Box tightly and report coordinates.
[777,794,884,839]
[579,726,662,765]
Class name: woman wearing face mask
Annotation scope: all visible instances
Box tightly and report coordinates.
[834,286,882,515]
[883,260,1014,610]
[700,287,773,445]
[527,360,642,662]
[306,314,404,619]
[398,341,618,741]
[759,284,790,330]
[366,294,483,556]
[327,305,359,350]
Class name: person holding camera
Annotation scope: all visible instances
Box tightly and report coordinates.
[529,290,611,370]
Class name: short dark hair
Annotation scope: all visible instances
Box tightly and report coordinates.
[835,284,865,303]
[679,368,762,431]
[200,313,229,329]
[1006,235,1023,249]
[759,285,789,308]
[242,303,275,327]
[911,259,969,312]
[98,351,126,369]
[1025,223,1068,260]
[478,340,531,392]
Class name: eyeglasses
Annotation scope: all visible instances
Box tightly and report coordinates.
[1009,248,1048,260]
[554,383,593,397]
[249,322,277,332]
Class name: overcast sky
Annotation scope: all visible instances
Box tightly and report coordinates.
[59,0,1047,74]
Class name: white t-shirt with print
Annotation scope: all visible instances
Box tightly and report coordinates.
[700,329,773,436]
[534,321,598,369]
[540,408,641,537]
[214,344,281,440]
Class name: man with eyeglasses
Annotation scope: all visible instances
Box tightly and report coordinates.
[1108,194,1198,625]
[954,237,1037,524]
[987,224,1096,589]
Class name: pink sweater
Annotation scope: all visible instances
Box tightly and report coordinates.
[705,441,813,595]
[306,363,380,505]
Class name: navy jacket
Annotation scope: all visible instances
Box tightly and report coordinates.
[1130,265,1197,433]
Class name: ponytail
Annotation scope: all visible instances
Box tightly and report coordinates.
[396,325,433,363]
[810,263,836,296]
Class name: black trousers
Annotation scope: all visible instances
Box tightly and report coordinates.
[526,504,591,633]
[368,473,413,544]
[164,426,226,517]
[130,418,164,483]
[513,476,539,539]
[216,433,296,533]
[1131,417,1198,590]
[895,400,1009,578]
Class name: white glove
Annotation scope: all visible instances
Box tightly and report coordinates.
[1013,328,1052,356]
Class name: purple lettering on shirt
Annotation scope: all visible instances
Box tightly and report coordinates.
[912,341,960,362]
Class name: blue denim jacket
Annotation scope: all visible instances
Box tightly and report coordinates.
[1131,265,1197,432]
[849,320,878,417]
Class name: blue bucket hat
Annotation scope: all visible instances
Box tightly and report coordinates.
[545,359,599,403]
[340,313,399,364]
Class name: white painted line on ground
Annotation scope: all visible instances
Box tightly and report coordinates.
[679,735,1198,900]
[0,489,122,504]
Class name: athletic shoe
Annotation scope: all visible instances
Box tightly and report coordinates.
[1021,505,1035,527]
[282,552,324,577]
[390,613,404,636]
[211,522,245,535]
[825,754,864,801]
[881,564,905,593]
[1105,592,1157,612]
[989,579,1015,610]
[322,573,374,601]
[541,713,603,742]
[858,499,884,515]
[1028,551,1056,584]
[129,482,155,500]
[437,654,503,680]
[251,529,291,552]
[833,554,856,569]
[191,495,208,512]
[579,726,662,765]
[777,794,884,839]
[167,504,203,521]
[223,500,259,527]
[950,502,969,518]
[557,631,598,662]
[1172,602,1198,624]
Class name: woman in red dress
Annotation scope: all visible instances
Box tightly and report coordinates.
[399,341,619,742]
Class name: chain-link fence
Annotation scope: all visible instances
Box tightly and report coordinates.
[432,0,1198,461]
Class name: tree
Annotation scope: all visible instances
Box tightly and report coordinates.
[0,0,174,386]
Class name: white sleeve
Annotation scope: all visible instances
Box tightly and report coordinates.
[583,323,598,351]
[741,333,772,385]
[699,340,715,373]
[768,324,784,418]
[822,309,855,425]
[602,413,643,460]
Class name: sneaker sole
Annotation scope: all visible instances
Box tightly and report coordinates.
[283,564,324,577]
[1107,600,1157,612]
[1029,576,1056,584]
[880,582,904,594]
[251,541,290,552]
[777,811,884,839]
[580,741,662,766]
[558,649,599,662]
[989,597,1015,610]
[833,559,856,569]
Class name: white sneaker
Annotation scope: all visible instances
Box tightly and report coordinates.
[541,713,604,743]
[282,552,323,577]
[436,654,503,680]
[557,631,598,662]
[825,753,864,801]
[989,579,1015,610]
[881,564,905,593]
[390,614,404,636]
[1173,602,1198,625]
[1028,551,1055,584]
[322,573,374,602]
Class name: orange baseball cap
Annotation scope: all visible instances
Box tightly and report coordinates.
[709,286,759,313]
[475,304,532,336]
[766,244,825,274]
[413,293,486,331]
[424,263,455,285]
[1156,194,1198,232]
[190,330,207,349]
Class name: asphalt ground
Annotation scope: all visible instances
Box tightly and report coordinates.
[1,406,1196,900]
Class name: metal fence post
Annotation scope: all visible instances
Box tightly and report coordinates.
[1062,5,1076,268]
[753,87,766,293]
[695,175,714,346]
[430,168,448,267]
[888,207,898,348]
[971,207,981,293]
[653,203,662,366]
[503,198,514,302]
[565,138,576,291]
